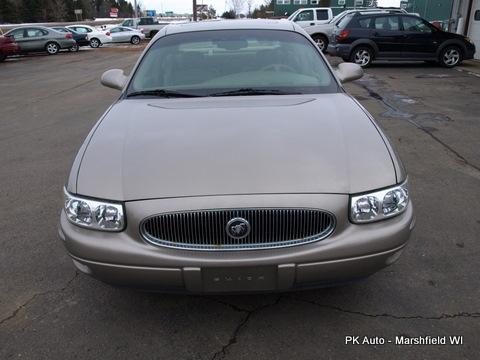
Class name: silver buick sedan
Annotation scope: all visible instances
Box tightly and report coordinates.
[59,20,414,293]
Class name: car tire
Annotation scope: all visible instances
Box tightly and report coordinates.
[149,30,158,38]
[45,42,59,55]
[90,38,101,48]
[0,54,6,62]
[69,43,79,52]
[350,46,374,68]
[311,34,328,53]
[131,35,141,45]
[439,46,463,68]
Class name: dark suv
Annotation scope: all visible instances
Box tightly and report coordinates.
[327,11,476,67]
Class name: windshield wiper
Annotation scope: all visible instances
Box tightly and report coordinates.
[209,88,300,97]
[126,89,201,98]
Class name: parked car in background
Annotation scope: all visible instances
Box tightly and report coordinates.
[0,34,20,61]
[60,20,414,293]
[107,26,145,44]
[66,25,112,48]
[4,26,76,55]
[51,27,89,51]
[287,7,333,28]
[328,12,476,67]
[121,17,168,38]
[305,8,408,52]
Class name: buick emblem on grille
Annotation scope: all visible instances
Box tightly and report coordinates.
[226,217,251,239]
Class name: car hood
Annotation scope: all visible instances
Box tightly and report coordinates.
[74,94,396,201]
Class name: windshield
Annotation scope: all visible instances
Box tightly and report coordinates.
[127,29,338,97]
[287,10,300,21]
[330,11,347,24]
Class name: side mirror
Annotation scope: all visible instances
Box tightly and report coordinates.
[101,69,128,90]
[335,62,363,83]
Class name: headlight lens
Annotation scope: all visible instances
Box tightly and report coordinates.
[63,188,125,231]
[350,181,409,224]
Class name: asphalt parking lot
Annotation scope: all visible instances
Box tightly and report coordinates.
[1,47,479,359]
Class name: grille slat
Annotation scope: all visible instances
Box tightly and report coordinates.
[141,208,335,251]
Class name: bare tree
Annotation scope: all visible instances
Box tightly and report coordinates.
[228,0,245,17]
[47,0,67,21]
[246,0,254,17]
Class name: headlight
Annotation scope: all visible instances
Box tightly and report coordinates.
[350,181,409,224]
[63,188,125,231]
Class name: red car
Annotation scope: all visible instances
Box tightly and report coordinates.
[0,34,20,62]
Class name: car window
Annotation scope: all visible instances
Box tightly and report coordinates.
[124,20,133,26]
[402,16,432,32]
[139,18,154,25]
[374,16,400,31]
[110,27,121,33]
[316,10,329,21]
[337,14,354,29]
[358,17,372,28]
[9,29,25,39]
[26,28,46,37]
[295,10,314,22]
[76,27,92,33]
[129,30,337,96]
[53,28,67,33]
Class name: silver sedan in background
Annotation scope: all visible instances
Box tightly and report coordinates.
[107,26,145,45]
[4,26,76,55]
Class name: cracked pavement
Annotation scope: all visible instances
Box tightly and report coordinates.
[1,49,479,359]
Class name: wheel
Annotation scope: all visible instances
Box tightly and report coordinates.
[149,30,158,38]
[131,35,141,45]
[0,54,6,62]
[439,46,462,68]
[312,34,328,52]
[69,43,79,52]
[350,46,373,67]
[45,42,59,55]
[90,38,101,48]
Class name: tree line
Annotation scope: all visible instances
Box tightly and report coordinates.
[0,0,134,23]
[222,0,274,19]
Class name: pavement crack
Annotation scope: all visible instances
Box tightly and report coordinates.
[210,295,283,360]
[357,79,480,174]
[0,271,78,326]
[288,296,480,320]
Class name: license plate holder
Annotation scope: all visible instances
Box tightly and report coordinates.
[203,266,277,292]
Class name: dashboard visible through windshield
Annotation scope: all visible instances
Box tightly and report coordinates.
[127,29,339,98]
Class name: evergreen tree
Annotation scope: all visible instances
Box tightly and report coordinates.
[0,0,20,23]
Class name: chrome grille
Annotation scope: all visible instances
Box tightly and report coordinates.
[140,208,335,251]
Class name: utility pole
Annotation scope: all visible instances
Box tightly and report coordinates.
[193,0,197,21]
[134,0,138,18]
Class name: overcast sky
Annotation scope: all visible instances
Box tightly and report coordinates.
[138,0,401,14]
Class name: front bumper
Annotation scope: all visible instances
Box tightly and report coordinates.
[465,42,476,60]
[1,43,20,56]
[59,194,415,293]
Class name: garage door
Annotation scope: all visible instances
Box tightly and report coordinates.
[469,0,480,59]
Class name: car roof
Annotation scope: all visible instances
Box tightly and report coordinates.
[6,25,50,31]
[164,19,295,35]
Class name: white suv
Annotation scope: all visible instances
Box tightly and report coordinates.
[66,25,112,48]
[287,8,333,28]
